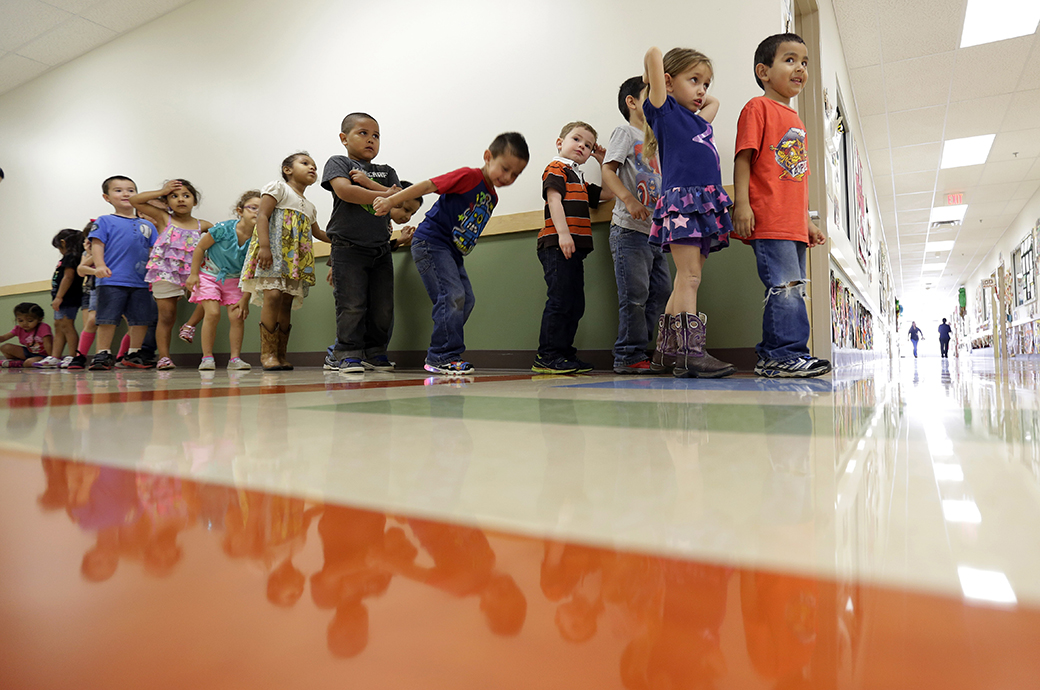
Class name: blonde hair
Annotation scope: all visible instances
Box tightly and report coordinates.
[643,48,714,161]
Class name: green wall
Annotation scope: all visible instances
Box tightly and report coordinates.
[0,223,764,357]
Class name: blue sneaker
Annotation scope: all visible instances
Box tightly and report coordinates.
[424,360,474,375]
[338,357,365,373]
[323,347,339,371]
[363,355,395,371]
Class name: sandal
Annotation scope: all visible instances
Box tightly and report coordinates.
[178,324,196,343]
[156,357,176,370]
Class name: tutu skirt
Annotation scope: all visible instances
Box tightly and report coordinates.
[649,185,733,256]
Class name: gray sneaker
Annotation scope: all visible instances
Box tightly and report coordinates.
[755,356,831,378]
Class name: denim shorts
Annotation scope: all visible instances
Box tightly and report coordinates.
[54,303,79,321]
[88,289,98,312]
[95,285,157,326]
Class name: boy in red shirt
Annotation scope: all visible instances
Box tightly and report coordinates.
[733,33,831,378]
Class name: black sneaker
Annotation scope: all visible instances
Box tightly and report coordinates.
[573,359,594,373]
[122,351,154,369]
[67,353,88,370]
[532,356,577,374]
[88,352,115,371]
[363,355,395,371]
[756,356,831,378]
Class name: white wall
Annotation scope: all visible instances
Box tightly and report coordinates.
[0,0,782,288]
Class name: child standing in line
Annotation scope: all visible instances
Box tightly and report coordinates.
[36,228,86,368]
[87,176,159,371]
[321,112,399,373]
[732,33,830,378]
[240,152,329,371]
[185,190,261,371]
[70,231,98,370]
[642,46,736,378]
[0,303,52,368]
[532,122,612,374]
[131,179,213,370]
[602,76,670,375]
[374,133,530,375]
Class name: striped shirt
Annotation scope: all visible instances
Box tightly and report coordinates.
[538,157,601,251]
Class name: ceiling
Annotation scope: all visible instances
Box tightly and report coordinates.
[0,0,191,95]
[833,0,1040,302]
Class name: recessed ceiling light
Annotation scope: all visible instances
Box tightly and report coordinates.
[926,240,956,252]
[930,205,968,224]
[941,134,996,169]
[960,0,1040,48]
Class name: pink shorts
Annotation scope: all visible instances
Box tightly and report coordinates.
[189,273,244,306]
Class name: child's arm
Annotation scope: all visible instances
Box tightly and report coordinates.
[51,267,76,311]
[602,162,651,221]
[91,239,112,278]
[348,169,390,191]
[732,150,755,239]
[698,95,721,124]
[311,220,330,245]
[589,145,615,202]
[644,47,668,108]
[231,293,251,321]
[807,212,827,247]
[77,249,97,277]
[130,182,177,229]
[328,176,394,207]
[0,330,15,344]
[373,179,437,217]
[547,188,575,259]
[254,194,277,270]
[185,233,216,294]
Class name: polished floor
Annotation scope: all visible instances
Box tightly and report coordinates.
[1,355,1038,689]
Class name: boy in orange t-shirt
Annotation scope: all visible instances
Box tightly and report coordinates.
[733,33,831,379]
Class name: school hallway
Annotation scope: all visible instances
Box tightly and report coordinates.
[1,357,1038,689]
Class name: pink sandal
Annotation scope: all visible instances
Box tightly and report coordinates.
[156,357,176,370]
[178,324,196,343]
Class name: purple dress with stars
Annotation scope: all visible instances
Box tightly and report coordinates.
[643,95,733,255]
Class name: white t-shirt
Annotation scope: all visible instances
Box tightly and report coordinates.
[605,124,662,234]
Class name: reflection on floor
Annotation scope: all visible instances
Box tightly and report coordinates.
[1,355,1039,688]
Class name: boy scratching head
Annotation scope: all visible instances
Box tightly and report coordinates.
[754,33,808,104]
[340,112,381,162]
[482,131,529,188]
[617,76,649,126]
[101,175,137,216]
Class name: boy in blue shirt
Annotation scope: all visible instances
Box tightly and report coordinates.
[87,175,158,370]
[373,132,529,374]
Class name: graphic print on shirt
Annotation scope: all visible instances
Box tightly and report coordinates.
[692,124,721,170]
[770,128,809,181]
[452,191,496,255]
[633,142,661,208]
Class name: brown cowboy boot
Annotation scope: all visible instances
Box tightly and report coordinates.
[650,313,677,373]
[259,322,283,371]
[673,312,736,378]
[277,324,294,370]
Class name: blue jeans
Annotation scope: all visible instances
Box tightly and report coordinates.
[609,225,671,366]
[412,239,474,365]
[330,243,394,359]
[751,239,810,362]
[537,246,590,361]
[911,338,919,357]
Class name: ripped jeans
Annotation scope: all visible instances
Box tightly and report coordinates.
[750,239,811,363]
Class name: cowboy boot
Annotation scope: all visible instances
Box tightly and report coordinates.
[673,312,736,378]
[259,322,283,371]
[277,324,293,370]
[650,313,677,373]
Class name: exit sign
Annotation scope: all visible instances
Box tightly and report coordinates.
[947,193,963,205]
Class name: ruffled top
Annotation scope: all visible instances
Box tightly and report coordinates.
[146,219,202,287]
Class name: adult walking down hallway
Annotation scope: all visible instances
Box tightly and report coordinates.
[908,321,922,358]
[938,319,952,359]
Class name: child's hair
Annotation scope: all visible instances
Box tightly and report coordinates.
[643,48,714,160]
[340,112,376,133]
[559,121,598,142]
[51,228,84,256]
[233,189,262,213]
[754,33,805,89]
[159,178,201,206]
[617,76,647,120]
[279,152,311,181]
[14,302,45,320]
[399,181,423,208]
[488,132,531,162]
[101,175,135,194]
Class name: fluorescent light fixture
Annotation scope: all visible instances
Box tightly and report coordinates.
[930,205,968,224]
[923,263,947,271]
[960,0,1040,48]
[957,566,1017,605]
[940,134,995,169]
[926,240,956,252]
[933,463,964,481]
[943,499,982,523]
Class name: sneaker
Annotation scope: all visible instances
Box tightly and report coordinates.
[573,359,594,374]
[323,347,339,371]
[32,356,61,369]
[156,357,176,371]
[1,359,24,368]
[425,360,475,375]
[363,355,395,371]
[755,356,832,378]
[613,359,659,375]
[88,352,115,371]
[227,357,252,371]
[59,356,74,369]
[198,356,216,371]
[338,358,365,373]
[67,353,87,370]
[114,354,128,369]
[179,324,195,343]
[531,356,577,374]
[122,352,154,369]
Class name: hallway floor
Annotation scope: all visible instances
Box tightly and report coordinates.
[1,355,1038,689]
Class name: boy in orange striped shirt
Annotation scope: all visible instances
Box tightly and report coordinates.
[533,121,613,374]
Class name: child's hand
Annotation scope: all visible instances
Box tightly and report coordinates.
[625,198,652,221]
[231,299,249,321]
[161,179,184,195]
[257,245,274,270]
[591,144,607,165]
[372,196,392,217]
[558,234,576,259]
[808,220,827,247]
[348,169,377,189]
[51,297,62,311]
[185,274,199,293]
[95,264,112,279]
[732,203,755,239]
[397,226,415,246]
[326,267,334,286]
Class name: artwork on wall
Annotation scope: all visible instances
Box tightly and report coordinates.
[822,88,845,241]
[831,270,874,350]
[853,140,870,275]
